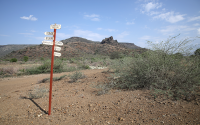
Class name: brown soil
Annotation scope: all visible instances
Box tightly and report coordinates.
[0,69,200,125]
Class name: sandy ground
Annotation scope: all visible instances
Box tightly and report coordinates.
[0,68,200,125]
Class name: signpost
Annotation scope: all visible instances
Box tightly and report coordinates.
[44,32,54,35]
[44,37,54,40]
[54,46,61,51]
[54,52,61,57]
[50,24,61,29]
[42,41,63,46]
[42,24,63,115]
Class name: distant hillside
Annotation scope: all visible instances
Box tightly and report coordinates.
[61,36,142,49]
[1,37,147,60]
[61,37,100,44]
[120,43,141,49]
[0,44,38,58]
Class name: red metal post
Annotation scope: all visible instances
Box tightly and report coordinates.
[48,28,56,115]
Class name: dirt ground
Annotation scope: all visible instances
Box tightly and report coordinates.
[0,68,200,125]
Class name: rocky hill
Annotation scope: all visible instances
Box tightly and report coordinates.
[0,44,37,58]
[1,36,147,60]
[61,37,100,44]
[120,43,141,49]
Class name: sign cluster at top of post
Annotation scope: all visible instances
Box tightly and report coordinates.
[42,24,63,57]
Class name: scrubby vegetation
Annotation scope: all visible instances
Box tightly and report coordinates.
[23,56,29,62]
[69,71,85,82]
[38,75,67,83]
[10,58,17,62]
[26,59,64,75]
[108,35,200,101]
[28,86,49,99]
[194,48,200,56]
[1,34,200,102]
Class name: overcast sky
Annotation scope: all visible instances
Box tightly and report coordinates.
[0,0,200,54]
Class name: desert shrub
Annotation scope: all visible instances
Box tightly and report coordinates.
[38,75,67,83]
[10,58,17,62]
[40,57,44,61]
[90,58,96,63]
[23,56,29,62]
[109,51,122,59]
[3,59,10,61]
[64,66,77,72]
[110,34,200,100]
[69,58,76,63]
[61,57,67,61]
[110,57,133,73]
[26,59,64,74]
[95,84,111,96]
[194,48,200,56]
[79,65,90,69]
[38,78,50,83]
[69,71,85,82]
[53,75,67,81]
[95,80,117,96]
[0,67,17,76]
[28,86,48,99]
[169,52,184,60]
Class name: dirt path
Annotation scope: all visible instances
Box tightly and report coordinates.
[0,69,200,125]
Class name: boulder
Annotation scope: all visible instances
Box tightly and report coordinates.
[100,36,118,45]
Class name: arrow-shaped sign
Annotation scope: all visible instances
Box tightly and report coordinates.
[42,41,63,46]
[54,52,61,57]
[42,41,53,45]
[45,37,54,40]
[55,41,63,46]
[50,24,61,29]
[54,46,61,51]
[45,32,54,35]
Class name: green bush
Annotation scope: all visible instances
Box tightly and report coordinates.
[26,59,64,74]
[109,51,122,59]
[10,58,17,62]
[69,71,85,82]
[170,52,184,60]
[194,48,200,56]
[23,56,29,62]
[3,59,10,61]
[40,57,44,61]
[110,35,200,101]
[80,65,90,69]
[91,58,96,63]
[69,58,75,63]
[61,58,67,61]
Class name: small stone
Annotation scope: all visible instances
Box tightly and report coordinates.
[118,117,124,121]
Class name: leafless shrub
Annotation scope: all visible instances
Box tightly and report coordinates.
[28,86,49,99]
[0,67,18,75]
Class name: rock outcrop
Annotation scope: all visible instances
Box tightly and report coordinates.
[100,36,118,45]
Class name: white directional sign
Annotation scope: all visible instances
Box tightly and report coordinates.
[42,41,53,45]
[55,41,63,46]
[45,37,54,40]
[45,32,54,35]
[54,46,61,51]
[50,24,61,29]
[54,52,61,57]
[42,41,63,46]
